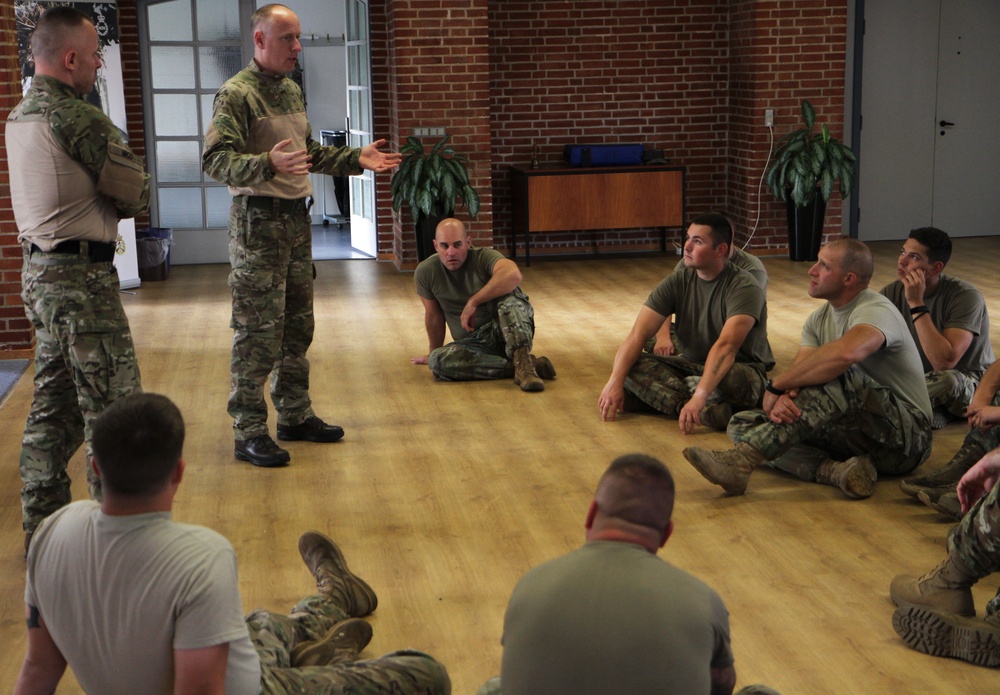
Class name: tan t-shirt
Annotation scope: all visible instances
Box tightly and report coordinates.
[26,501,261,695]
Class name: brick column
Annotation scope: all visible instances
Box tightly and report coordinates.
[0,2,31,354]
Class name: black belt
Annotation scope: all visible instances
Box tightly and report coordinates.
[244,196,310,216]
[30,240,115,263]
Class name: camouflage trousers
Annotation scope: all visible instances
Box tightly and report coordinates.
[926,368,980,418]
[428,288,534,381]
[728,367,932,480]
[248,594,450,694]
[19,250,141,533]
[948,477,1000,618]
[228,196,316,440]
[624,354,766,416]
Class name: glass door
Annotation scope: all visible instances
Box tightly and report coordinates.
[345,0,377,257]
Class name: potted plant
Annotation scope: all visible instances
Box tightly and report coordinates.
[390,135,480,261]
[765,100,858,261]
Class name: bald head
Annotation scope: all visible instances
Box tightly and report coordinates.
[251,3,294,33]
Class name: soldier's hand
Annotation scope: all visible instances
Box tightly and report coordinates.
[767,392,801,424]
[901,267,927,306]
[653,336,676,356]
[678,394,706,435]
[957,452,1000,512]
[411,355,429,365]
[460,301,478,333]
[268,139,312,176]
[599,383,625,422]
[359,139,403,173]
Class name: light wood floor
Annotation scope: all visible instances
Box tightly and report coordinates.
[1,238,999,693]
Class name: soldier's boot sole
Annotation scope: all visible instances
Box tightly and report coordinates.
[893,606,1000,667]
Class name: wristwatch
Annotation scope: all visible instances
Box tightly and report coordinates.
[764,379,785,396]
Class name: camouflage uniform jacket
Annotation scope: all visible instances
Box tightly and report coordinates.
[203,60,362,199]
[5,76,150,251]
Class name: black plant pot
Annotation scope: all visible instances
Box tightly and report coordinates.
[416,214,446,262]
[786,197,827,262]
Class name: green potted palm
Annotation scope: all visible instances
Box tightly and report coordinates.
[390,135,480,261]
[765,100,858,261]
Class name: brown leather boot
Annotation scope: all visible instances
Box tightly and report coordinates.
[890,557,978,617]
[299,532,378,617]
[900,442,983,498]
[532,355,556,379]
[815,455,877,499]
[290,618,373,667]
[513,347,543,392]
[682,442,766,495]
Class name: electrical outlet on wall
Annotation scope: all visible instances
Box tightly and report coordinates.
[764,108,774,127]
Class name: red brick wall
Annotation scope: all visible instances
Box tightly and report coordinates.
[118,1,150,231]
[0,2,30,355]
[729,0,848,253]
[487,0,732,257]
[375,0,494,269]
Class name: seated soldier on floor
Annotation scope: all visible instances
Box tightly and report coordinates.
[14,393,449,695]
[683,239,932,499]
[478,453,779,695]
[412,218,555,392]
[879,227,993,429]
[599,212,774,434]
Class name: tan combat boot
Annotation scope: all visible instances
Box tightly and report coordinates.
[890,556,978,617]
[682,442,767,495]
[299,531,378,617]
[513,347,544,392]
[899,442,982,498]
[290,617,373,667]
[916,489,963,520]
[815,455,877,499]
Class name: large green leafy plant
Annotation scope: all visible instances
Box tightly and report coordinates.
[390,135,480,220]
[765,100,858,207]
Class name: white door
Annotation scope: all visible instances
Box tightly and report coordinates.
[931,0,1000,237]
[858,0,1000,241]
[345,0,377,257]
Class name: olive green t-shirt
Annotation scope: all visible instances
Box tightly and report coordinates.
[646,263,774,369]
[414,246,506,341]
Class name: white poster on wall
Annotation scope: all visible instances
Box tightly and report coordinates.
[15,1,140,289]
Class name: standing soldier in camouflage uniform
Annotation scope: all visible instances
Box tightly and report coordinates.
[411,218,556,392]
[203,4,400,468]
[890,448,1000,667]
[4,7,149,555]
[15,393,450,694]
[879,227,993,431]
[683,239,933,499]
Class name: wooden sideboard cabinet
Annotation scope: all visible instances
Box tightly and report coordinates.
[509,164,685,265]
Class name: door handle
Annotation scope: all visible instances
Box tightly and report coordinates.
[939,120,955,127]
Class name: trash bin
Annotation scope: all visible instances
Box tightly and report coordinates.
[137,227,172,281]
